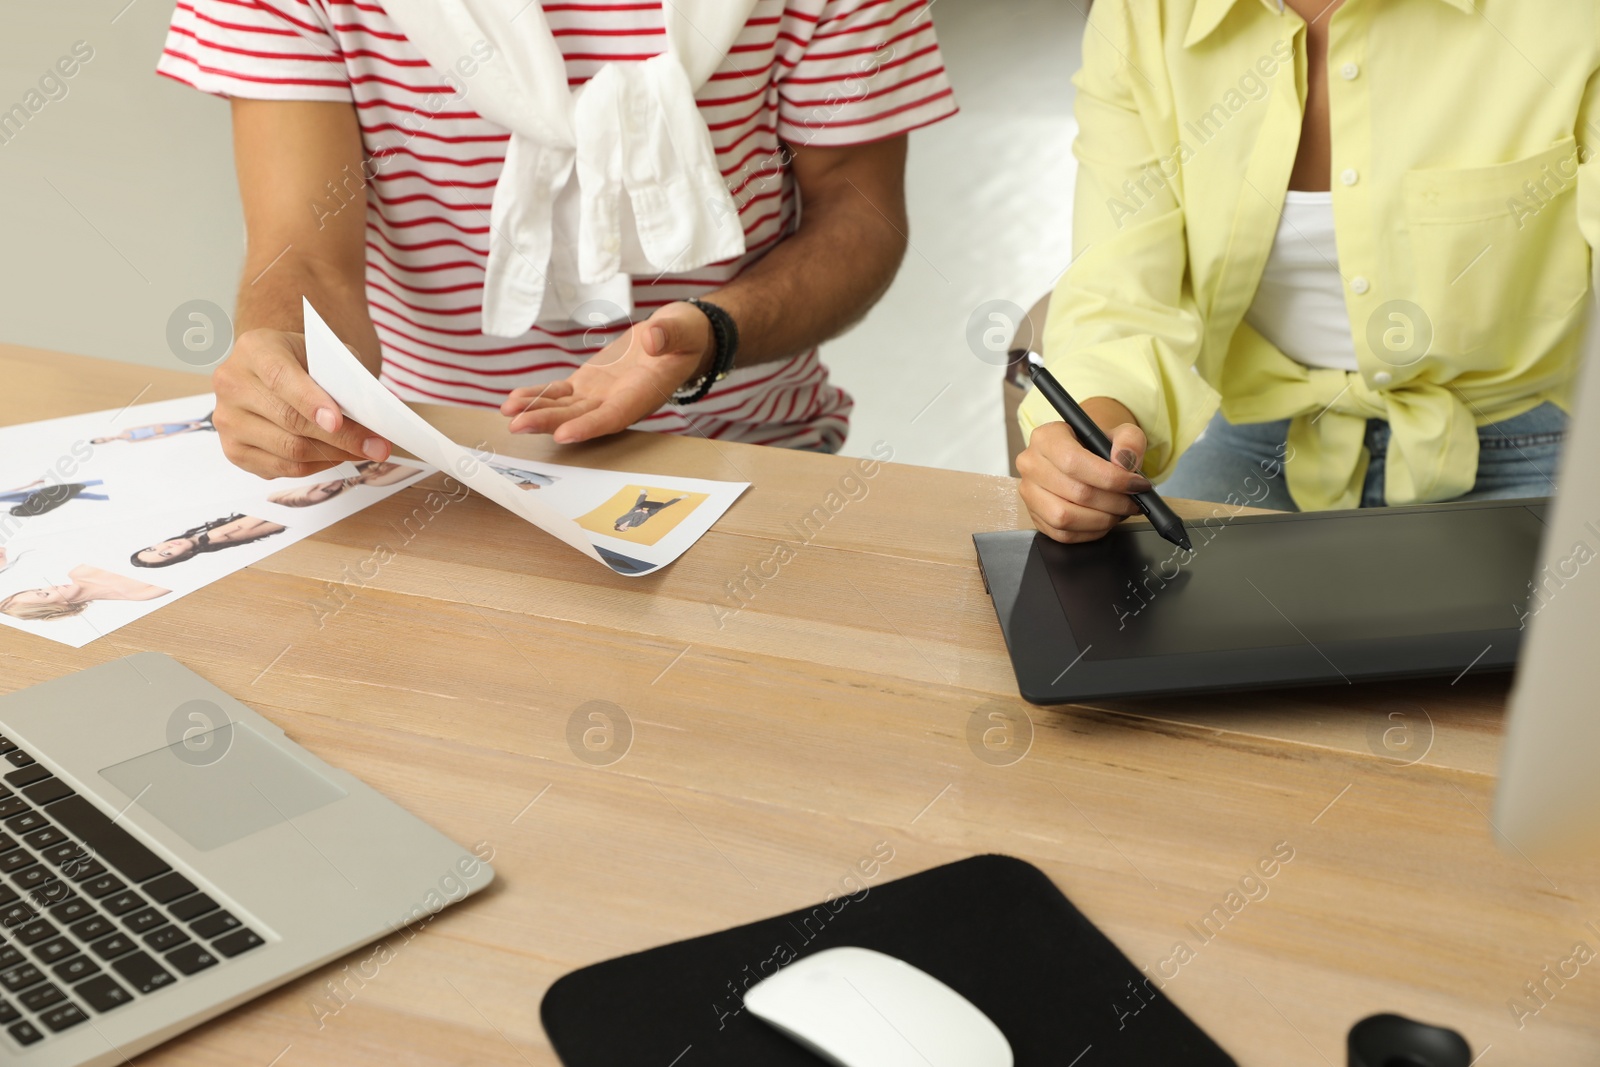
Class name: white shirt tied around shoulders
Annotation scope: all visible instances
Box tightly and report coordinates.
[380,0,761,337]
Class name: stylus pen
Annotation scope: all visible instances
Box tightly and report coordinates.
[1028,364,1193,551]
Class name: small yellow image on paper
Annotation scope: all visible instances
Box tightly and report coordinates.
[577,486,709,547]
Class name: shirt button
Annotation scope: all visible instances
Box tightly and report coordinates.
[1341,62,1360,80]
[1373,370,1394,386]
[1341,168,1360,186]
[1351,276,1371,295]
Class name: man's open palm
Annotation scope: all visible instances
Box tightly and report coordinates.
[501,302,712,444]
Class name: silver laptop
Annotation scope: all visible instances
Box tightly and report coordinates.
[1497,287,1600,856]
[0,652,493,1064]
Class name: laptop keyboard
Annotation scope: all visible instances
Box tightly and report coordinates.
[0,736,264,1050]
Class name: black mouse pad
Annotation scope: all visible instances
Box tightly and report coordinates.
[541,854,1236,1065]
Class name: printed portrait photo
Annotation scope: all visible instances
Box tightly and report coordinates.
[0,564,170,624]
[267,460,424,507]
[91,412,215,445]
[2,478,110,518]
[131,514,287,568]
[489,462,560,491]
[576,485,710,547]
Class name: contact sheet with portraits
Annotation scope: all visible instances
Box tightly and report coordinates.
[0,374,751,646]
[0,395,432,647]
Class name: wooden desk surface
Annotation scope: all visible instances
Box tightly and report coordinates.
[3,342,1598,1065]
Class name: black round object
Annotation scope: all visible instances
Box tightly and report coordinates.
[1348,1013,1472,1067]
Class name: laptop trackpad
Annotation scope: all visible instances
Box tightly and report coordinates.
[100,721,347,851]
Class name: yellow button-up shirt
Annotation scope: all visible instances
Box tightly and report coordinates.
[1020,0,1600,510]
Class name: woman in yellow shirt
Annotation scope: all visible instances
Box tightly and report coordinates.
[1018,0,1598,542]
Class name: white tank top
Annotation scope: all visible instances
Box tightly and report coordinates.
[1243,191,1360,372]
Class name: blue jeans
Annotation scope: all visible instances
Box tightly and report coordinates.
[1160,402,1567,510]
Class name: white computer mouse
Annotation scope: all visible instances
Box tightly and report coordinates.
[743,946,1014,1067]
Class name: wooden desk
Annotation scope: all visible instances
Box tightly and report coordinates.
[3,342,1598,1065]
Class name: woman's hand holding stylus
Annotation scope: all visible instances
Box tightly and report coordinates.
[1017,397,1151,544]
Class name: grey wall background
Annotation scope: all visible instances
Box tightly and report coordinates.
[1,2,245,374]
[0,0,1084,476]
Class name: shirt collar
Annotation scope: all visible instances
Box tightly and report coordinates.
[1184,0,1478,50]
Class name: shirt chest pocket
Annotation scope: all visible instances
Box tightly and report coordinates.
[1403,137,1591,360]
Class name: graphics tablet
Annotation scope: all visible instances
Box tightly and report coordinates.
[974,500,1546,704]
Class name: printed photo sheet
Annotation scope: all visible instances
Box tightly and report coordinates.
[0,396,433,648]
[303,298,749,576]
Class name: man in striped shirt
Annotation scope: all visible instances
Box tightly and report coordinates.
[158,1,957,476]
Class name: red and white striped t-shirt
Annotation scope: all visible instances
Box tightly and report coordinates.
[157,0,957,451]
